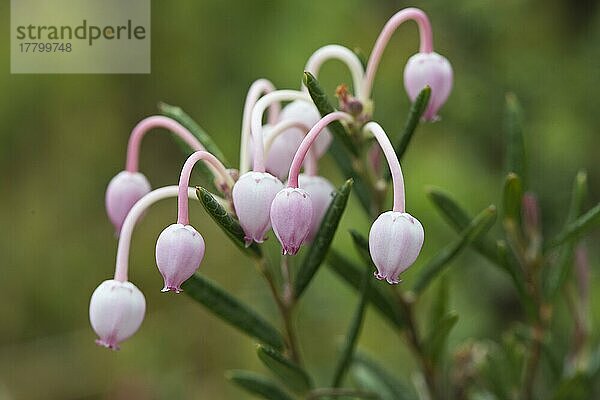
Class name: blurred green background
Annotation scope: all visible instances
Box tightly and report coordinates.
[1,0,598,398]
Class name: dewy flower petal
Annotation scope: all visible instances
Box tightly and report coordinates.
[155,223,205,293]
[232,171,283,244]
[298,174,335,242]
[369,211,424,284]
[279,100,332,158]
[271,187,313,255]
[89,279,146,350]
[403,52,453,121]
[105,171,151,234]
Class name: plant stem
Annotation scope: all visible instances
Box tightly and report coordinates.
[394,290,438,399]
[255,257,302,365]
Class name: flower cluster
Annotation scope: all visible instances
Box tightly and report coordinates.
[90,7,453,349]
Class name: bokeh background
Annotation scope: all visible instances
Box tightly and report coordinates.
[1,0,598,398]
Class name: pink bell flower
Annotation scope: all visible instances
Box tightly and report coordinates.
[155,224,206,293]
[105,171,151,234]
[89,279,146,350]
[369,211,424,284]
[278,100,332,158]
[270,187,313,255]
[403,51,453,121]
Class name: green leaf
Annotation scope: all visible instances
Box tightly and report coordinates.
[426,186,499,264]
[424,312,459,363]
[544,170,588,297]
[182,274,284,350]
[158,102,229,166]
[552,373,591,400]
[331,233,371,387]
[504,93,525,182]
[326,249,406,328]
[545,202,599,251]
[429,277,449,335]
[303,72,358,156]
[227,370,293,400]
[257,345,313,394]
[196,187,262,259]
[394,86,431,161]
[352,352,416,400]
[294,179,353,299]
[412,206,497,294]
[502,173,523,224]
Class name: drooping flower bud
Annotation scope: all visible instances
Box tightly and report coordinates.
[105,171,151,234]
[89,279,146,350]
[403,52,453,121]
[155,223,205,293]
[369,211,424,284]
[270,187,313,255]
[279,100,332,158]
[263,124,304,180]
[232,171,284,244]
[298,174,335,242]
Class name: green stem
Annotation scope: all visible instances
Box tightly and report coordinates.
[331,262,371,387]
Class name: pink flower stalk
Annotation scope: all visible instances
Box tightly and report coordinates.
[298,174,335,242]
[239,79,281,174]
[270,188,313,255]
[106,115,219,234]
[92,185,196,349]
[89,279,146,350]
[232,90,310,244]
[364,122,424,284]
[155,151,232,293]
[361,7,452,120]
[272,111,354,254]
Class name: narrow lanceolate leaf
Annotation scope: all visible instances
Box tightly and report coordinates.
[182,274,284,350]
[332,236,371,387]
[502,173,523,224]
[303,72,359,156]
[394,86,431,161]
[545,202,600,250]
[327,249,405,328]
[424,312,459,363]
[544,170,588,297]
[227,370,293,400]
[504,93,525,182]
[352,352,416,400]
[257,345,313,394]
[426,186,498,263]
[158,102,229,165]
[429,277,449,335]
[294,179,353,299]
[412,206,497,294]
[196,187,262,259]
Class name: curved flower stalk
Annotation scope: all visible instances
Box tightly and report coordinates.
[303,44,366,100]
[239,79,281,175]
[271,111,354,254]
[106,115,230,234]
[361,7,453,120]
[90,185,197,349]
[364,122,424,284]
[232,90,314,245]
[156,151,234,293]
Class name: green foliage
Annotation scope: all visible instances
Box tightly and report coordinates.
[412,205,497,294]
[394,86,431,161]
[351,352,416,400]
[182,274,285,350]
[196,187,262,259]
[502,173,523,225]
[424,311,458,363]
[545,202,600,250]
[226,370,294,400]
[257,345,313,394]
[294,179,353,299]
